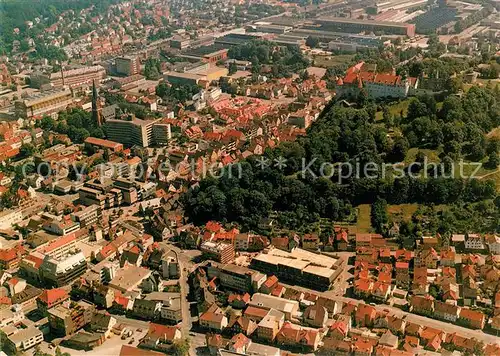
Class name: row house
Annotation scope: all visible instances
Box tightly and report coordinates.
[465,234,486,250]
[395,262,410,288]
[434,301,460,322]
[414,248,438,269]
[440,248,456,267]
[412,267,429,295]
[410,295,434,316]
[459,308,486,329]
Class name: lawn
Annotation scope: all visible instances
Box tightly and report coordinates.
[312,54,355,68]
[387,204,419,221]
[375,99,411,121]
[404,148,441,165]
[355,204,372,233]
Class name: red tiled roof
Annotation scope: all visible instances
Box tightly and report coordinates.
[148,323,178,341]
[38,288,69,305]
[39,233,76,254]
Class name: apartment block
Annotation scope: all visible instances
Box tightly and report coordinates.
[71,204,102,228]
[200,241,235,264]
[115,56,140,76]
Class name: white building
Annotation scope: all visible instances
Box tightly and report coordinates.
[486,234,500,254]
[0,304,25,327]
[465,234,486,250]
[4,326,43,352]
[0,210,23,230]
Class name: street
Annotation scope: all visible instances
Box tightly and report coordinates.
[280,282,500,345]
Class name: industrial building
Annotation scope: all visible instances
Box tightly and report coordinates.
[316,17,416,37]
[50,65,106,88]
[14,88,74,119]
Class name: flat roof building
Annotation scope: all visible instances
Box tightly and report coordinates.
[15,88,74,119]
[251,248,345,291]
[316,17,415,37]
[106,117,167,147]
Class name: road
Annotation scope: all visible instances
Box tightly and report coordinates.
[280,282,500,345]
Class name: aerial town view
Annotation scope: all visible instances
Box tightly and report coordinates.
[0,0,500,355]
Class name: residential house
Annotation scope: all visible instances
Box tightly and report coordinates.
[329,314,350,339]
[465,234,485,250]
[412,267,429,295]
[36,288,69,316]
[410,295,434,316]
[228,316,257,336]
[415,248,438,269]
[440,248,456,267]
[379,330,398,349]
[434,301,460,322]
[228,293,250,309]
[199,311,228,331]
[256,309,284,342]
[395,262,410,288]
[260,275,278,295]
[371,282,391,301]
[275,321,321,351]
[131,299,161,321]
[228,333,251,354]
[354,279,373,299]
[387,315,406,336]
[302,234,319,251]
[485,234,500,254]
[89,312,117,338]
[355,304,377,327]
[303,304,328,328]
[459,308,486,329]
[141,323,182,350]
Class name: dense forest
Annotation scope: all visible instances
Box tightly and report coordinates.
[183,87,500,233]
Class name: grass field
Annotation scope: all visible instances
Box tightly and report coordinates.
[312,54,355,68]
[375,99,411,121]
[387,204,419,221]
[404,148,441,165]
[355,204,372,233]
[487,127,500,140]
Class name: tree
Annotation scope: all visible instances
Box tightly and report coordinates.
[305,36,319,48]
[40,115,55,131]
[172,338,190,356]
[486,152,499,169]
[144,58,161,80]
[55,347,71,356]
[228,62,237,75]
[371,198,388,234]
[19,143,36,157]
